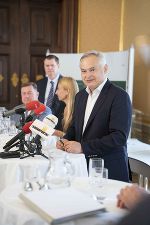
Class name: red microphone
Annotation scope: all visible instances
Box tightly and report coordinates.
[3,100,41,117]
[25,100,41,110]
[3,121,33,150]
[34,104,46,115]
[25,104,46,122]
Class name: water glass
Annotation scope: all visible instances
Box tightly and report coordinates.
[99,167,108,186]
[23,165,39,191]
[89,158,104,186]
[91,168,109,203]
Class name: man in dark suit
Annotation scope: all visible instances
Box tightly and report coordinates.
[57,50,132,182]
[36,55,65,130]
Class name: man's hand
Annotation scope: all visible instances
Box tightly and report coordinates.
[56,138,68,151]
[117,184,147,209]
[64,141,83,153]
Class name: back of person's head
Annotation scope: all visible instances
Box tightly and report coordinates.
[80,50,107,66]
[44,55,59,64]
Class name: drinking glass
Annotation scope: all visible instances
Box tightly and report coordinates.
[23,165,39,191]
[99,167,108,186]
[89,158,104,186]
[91,168,109,202]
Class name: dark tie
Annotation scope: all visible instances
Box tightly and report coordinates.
[46,81,54,107]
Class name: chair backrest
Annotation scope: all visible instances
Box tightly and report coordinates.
[129,157,150,189]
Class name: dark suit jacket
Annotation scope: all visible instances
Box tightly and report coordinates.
[115,195,150,225]
[36,76,65,130]
[65,79,132,182]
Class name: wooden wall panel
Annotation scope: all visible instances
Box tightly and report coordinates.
[0,56,9,102]
[0,0,78,109]
[0,7,9,43]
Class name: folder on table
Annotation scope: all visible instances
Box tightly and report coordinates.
[20,187,106,224]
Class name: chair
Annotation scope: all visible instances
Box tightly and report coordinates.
[129,157,150,190]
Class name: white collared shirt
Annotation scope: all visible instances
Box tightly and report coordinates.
[82,78,107,134]
[44,74,60,105]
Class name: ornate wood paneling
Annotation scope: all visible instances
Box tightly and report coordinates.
[0,7,9,43]
[0,3,11,107]
[0,0,78,109]
[0,56,8,102]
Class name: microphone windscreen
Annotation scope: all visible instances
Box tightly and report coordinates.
[43,114,58,128]
[34,104,46,115]
[30,119,55,139]
[26,101,41,110]
[22,121,33,134]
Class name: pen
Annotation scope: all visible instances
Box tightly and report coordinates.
[59,138,65,151]
[59,139,64,146]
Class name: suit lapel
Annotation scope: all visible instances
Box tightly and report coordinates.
[83,80,111,135]
[77,91,88,140]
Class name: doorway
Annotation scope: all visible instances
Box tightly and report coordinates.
[0,0,78,108]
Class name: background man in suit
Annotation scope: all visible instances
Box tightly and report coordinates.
[12,82,51,128]
[36,55,65,130]
[57,50,132,182]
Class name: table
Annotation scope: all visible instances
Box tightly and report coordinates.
[0,178,129,225]
[0,133,88,192]
[127,138,150,165]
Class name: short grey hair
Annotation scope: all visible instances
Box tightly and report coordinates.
[80,50,107,66]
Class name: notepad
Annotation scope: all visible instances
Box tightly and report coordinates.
[20,187,106,224]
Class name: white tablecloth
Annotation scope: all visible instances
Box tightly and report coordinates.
[0,133,88,192]
[127,138,150,165]
[0,178,129,225]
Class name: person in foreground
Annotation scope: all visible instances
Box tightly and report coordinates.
[36,54,65,130]
[114,184,150,225]
[57,50,132,182]
[117,184,148,209]
[53,77,79,138]
[12,82,51,127]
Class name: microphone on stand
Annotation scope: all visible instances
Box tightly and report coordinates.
[29,119,56,140]
[30,114,58,143]
[3,100,41,117]
[3,121,33,150]
[43,114,58,128]
[28,115,58,159]
[25,104,46,122]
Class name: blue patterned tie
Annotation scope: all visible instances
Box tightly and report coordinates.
[46,81,54,107]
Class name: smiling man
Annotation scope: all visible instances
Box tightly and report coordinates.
[57,50,132,182]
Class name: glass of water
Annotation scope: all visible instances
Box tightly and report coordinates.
[91,168,109,203]
[89,158,104,186]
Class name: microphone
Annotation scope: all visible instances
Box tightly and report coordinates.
[25,103,46,122]
[3,121,33,150]
[43,114,58,128]
[29,115,58,148]
[3,100,40,117]
[30,119,55,140]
